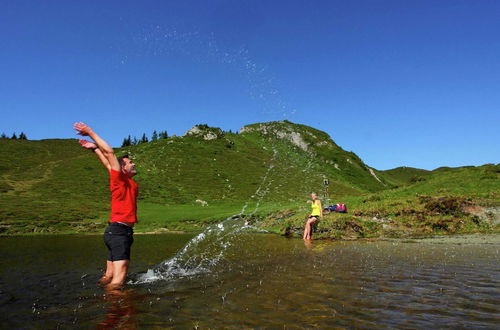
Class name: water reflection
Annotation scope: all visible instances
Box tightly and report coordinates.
[98,288,137,329]
[1,234,499,328]
[303,238,313,249]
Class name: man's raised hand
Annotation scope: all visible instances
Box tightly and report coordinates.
[79,139,96,150]
[73,122,93,136]
[74,123,117,170]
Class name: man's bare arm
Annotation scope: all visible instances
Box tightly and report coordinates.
[78,139,111,170]
[74,122,120,171]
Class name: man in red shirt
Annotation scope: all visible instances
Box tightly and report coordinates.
[74,122,138,289]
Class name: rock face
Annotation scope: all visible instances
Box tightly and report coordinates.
[276,130,309,151]
[240,121,312,152]
[464,206,500,225]
[195,199,208,206]
[184,125,224,140]
[368,168,383,183]
[240,120,391,191]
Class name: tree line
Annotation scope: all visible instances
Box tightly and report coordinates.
[1,132,28,140]
[121,130,168,147]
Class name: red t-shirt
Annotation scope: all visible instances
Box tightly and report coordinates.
[109,169,138,223]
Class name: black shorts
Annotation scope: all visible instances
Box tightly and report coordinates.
[104,223,134,261]
[308,215,320,231]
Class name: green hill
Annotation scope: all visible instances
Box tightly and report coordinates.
[0,120,498,236]
[380,166,432,186]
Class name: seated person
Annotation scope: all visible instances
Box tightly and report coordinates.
[303,193,322,240]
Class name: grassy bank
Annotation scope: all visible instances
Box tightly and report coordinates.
[2,164,498,237]
[259,164,500,239]
[0,201,297,235]
[259,198,499,240]
[3,193,498,239]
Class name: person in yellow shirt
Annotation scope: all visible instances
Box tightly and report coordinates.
[303,193,322,240]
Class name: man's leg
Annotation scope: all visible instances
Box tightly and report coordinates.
[108,260,130,288]
[105,224,133,289]
[99,260,114,286]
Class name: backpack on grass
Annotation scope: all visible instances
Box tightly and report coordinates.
[336,203,347,213]
[329,203,347,213]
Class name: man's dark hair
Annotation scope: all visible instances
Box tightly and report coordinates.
[117,155,130,168]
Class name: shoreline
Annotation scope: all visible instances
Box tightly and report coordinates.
[0,229,198,237]
[2,230,499,244]
[1,203,498,238]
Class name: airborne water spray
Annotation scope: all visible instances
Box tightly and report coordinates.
[132,147,279,284]
[121,26,300,284]
[124,25,298,119]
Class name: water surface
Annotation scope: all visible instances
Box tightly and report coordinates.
[1,234,499,328]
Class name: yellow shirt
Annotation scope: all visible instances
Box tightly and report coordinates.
[311,200,321,216]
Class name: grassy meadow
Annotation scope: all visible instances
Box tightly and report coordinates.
[0,121,498,238]
[260,163,500,239]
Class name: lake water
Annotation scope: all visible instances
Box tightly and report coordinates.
[1,234,499,328]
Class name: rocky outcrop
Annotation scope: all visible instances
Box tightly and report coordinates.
[464,206,500,225]
[195,199,208,206]
[240,121,311,152]
[368,168,383,183]
[184,125,224,140]
[276,130,308,151]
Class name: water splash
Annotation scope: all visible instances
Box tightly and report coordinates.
[133,214,252,283]
[125,25,297,119]
[132,148,278,284]
[241,149,277,216]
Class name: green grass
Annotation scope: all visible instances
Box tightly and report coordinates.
[136,201,298,232]
[0,201,299,235]
[379,166,432,186]
[0,139,108,224]
[259,163,500,239]
[1,121,498,237]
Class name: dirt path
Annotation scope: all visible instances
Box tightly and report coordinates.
[2,160,61,195]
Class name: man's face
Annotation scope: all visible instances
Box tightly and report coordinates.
[121,157,137,176]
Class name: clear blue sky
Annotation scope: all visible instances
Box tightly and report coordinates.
[1,0,499,170]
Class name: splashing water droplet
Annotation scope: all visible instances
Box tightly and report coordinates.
[130,148,279,284]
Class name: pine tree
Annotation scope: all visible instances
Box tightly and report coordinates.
[132,136,138,145]
[151,130,158,141]
[140,133,148,144]
[19,132,27,140]
[11,133,17,140]
[121,135,132,147]
[159,130,168,139]
[0,133,7,139]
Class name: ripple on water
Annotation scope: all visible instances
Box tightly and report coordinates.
[1,234,500,328]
